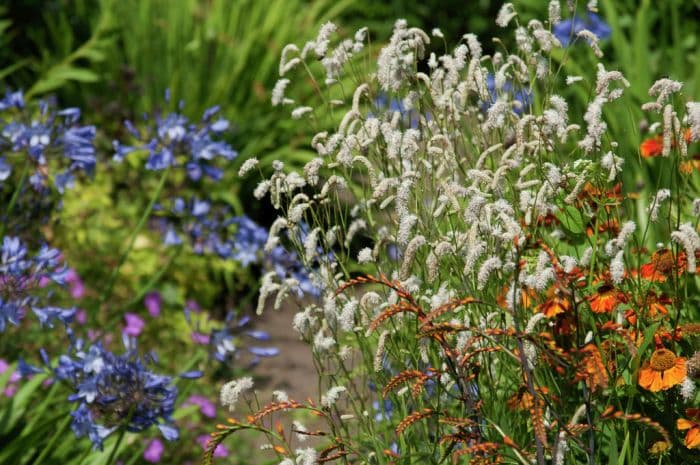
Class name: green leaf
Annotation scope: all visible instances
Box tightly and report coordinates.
[0,374,48,435]
[29,65,99,96]
[556,205,587,235]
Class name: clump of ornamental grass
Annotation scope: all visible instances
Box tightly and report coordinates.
[211,2,699,464]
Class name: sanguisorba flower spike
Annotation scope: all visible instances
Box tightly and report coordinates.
[241,2,700,463]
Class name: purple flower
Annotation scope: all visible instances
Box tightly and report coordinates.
[190,331,210,345]
[186,299,201,313]
[197,435,228,458]
[70,404,115,450]
[144,438,164,463]
[75,309,87,325]
[0,90,96,201]
[185,395,217,418]
[0,359,19,397]
[248,347,279,357]
[66,269,85,299]
[33,306,76,328]
[144,292,162,317]
[0,237,72,332]
[55,340,180,449]
[553,12,611,47]
[245,330,270,340]
[123,313,145,337]
[112,97,236,180]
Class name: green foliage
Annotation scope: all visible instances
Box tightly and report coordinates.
[92,0,352,161]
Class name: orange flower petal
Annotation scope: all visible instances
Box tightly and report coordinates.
[685,427,700,449]
[678,418,695,431]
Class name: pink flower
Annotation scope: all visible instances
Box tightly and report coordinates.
[144,438,164,463]
[123,312,145,337]
[144,292,162,318]
[191,332,210,345]
[186,299,201,313]
[185,395,216,418]
[66,269,85,299]
[75,309,87,325]
[197,435,228,458]
[0,359,19,397]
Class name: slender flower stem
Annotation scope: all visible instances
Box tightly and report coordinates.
[98,167,170,307]
[105,426,128,465]
[31,413,71,465]
[511,246,546,465]
[1,159,30,238]
[75,445,93,465]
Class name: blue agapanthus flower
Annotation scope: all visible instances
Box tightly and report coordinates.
[230,216,268,266]
[183,309,278,365]
[0,90,96,194]
[54,338,181,450]
[266,245,321,297]
[553,12,612,47]
[373,94,423,128]
[484,74,532,114]
[0,236,74,332]
[112,95,236,182]
[156,197,263,261]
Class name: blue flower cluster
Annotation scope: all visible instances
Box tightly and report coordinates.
[0,236,74,332]
[0,90,96,194]
[54,339,180,449]
[155,196,256,260]
[484,74,532,113]
[112,97,236,181]
[156,197,319,296]
[266,244,321,297]
[185,309,280,365]
[373,94,422,128]
[553,12,611,47]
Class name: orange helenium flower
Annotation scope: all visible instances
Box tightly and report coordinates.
[539,296,571,318]
[637,348,686,392]
[646,292,671,319]
[677,408,700,449]
[640,249,686,282]
[588,284,625,313]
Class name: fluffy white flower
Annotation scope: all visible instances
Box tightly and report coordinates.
[220,377,254,412]
[238,157,258,177]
